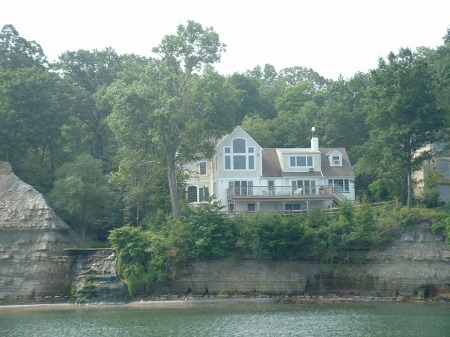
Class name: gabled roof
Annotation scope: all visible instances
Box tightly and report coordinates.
[262,147,355,178]
[214,126,260,150]
[320,148,355,177]
[326,149,343,156]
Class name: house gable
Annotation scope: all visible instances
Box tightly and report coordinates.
[327,149,343,167]
[214,126,263,178]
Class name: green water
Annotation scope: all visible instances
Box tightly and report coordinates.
[0,302,449,337]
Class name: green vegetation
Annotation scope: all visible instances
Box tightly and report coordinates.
[109,201,450,296]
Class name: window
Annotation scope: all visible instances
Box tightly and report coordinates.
[292,180,316,195]
[233,155,246,169]
[229,181,253,196]
[328,151,343,166]
[228,203,235,213]
[438,186,450,200]
[248,155,255,169]
[233,139,246,153]
[328,179,350,193]
[187,186,197,202]
[290,156,313,167]
[224,139,255,170]
[268,180,275,194]
[247,203,256,212]
[332,156,341,165]
[199,162,207,175]
[435,142,448,153]
[437,161,450,178]
[285,204,303,211]
[187,186,209,203]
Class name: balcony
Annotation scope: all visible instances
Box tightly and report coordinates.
[227,185,346,203]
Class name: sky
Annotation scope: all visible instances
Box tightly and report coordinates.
[1,0,449,80]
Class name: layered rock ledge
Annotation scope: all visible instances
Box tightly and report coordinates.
[0,162,128,304]
[168,226,450,300]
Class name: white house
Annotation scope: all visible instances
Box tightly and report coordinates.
[185,126,356,214]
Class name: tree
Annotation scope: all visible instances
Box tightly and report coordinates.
[108,147,171,226]
[55,48,125,159]
[278,66,329,90]
[0,24,48,70]
[0,25,67,191]
[318,73,371,159]
[356,48,444,206]
[50,153,109,239]
[107,21,239,218]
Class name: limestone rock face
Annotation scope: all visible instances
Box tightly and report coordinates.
[0,161,85,303]
[171,226,450,300]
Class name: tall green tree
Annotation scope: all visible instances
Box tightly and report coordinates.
[356,48,444,206]
[0,25,67,191]
[318,73,371,158]
[55,48,125,159]
[50,153,110,239]
[0,24,48,70]
[107,21,239,218]
[108,147,170,226]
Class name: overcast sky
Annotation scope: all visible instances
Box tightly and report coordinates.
[1,0,449,79]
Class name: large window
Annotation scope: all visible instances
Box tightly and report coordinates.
[187,186,209,203]
[328,179,350,193]
[290,155,313,167]
[292,180,316,195]
[229,181,253,196]
[437,161,450,178]
[224,138,255,170]
[438,186,450,201]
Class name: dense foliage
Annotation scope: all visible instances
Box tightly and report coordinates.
[109,201,450,295]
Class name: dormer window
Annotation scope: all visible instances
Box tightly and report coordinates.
[328,150,343,166]
[290,155,313,168]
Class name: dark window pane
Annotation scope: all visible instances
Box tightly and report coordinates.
[233,156,246,169]
[233,138,246,153]
[187,186,197,202]
[249,156,254,169]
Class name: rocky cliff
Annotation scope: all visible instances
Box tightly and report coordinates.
[0,162,128,304]
[170,226,450,300]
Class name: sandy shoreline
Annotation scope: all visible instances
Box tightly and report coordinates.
[1,295,449,311]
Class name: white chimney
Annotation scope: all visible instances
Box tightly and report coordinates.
[311,136,319,150]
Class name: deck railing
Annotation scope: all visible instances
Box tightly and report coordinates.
[227,185,341,199]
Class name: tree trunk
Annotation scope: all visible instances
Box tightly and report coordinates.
[406,169,413,208]
[166,152,181,218]
[81,209,86,239]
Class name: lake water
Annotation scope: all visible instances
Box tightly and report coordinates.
[1,300,449,337]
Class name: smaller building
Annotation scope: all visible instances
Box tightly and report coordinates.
[185,126,356,214]
[414,140,450,202]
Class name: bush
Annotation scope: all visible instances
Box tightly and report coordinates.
[234,213,313,260]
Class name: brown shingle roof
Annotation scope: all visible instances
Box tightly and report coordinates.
[261,147,355,178]
[320,148,355,177]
